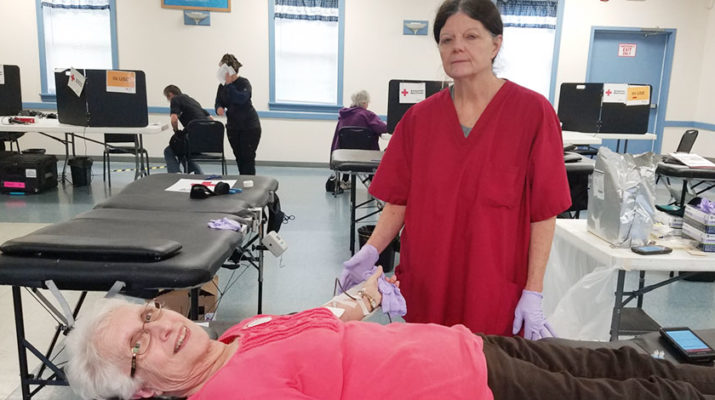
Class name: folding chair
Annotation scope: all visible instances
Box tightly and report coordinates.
[184,120,227,175]
[103,133,150,187]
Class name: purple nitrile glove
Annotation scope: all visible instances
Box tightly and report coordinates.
[208,217,243,231]
[698,198,715,214]
[512,290,556,340]
[369,266,407,317]
[339,244,379,291]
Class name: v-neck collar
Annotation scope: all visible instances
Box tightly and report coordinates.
[445,80,512,143]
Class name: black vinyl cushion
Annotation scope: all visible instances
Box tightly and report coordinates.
[95,173,278,214]
[0,208,244,291]
[0,234,182,262]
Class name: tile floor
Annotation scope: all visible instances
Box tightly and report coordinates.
[0,158,713,399]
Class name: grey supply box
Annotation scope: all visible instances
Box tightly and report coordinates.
[587,147,656,247]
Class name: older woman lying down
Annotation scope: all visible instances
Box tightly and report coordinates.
[65,267,715,400]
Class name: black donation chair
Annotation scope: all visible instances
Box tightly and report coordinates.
[332,126,379,195]
[675,129,699,153]
[657,129,699,185]
[184,120,227,175]
[103,133,150,188]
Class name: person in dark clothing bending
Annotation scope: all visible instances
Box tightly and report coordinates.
[214,54,261,175]
[163,85,211,174]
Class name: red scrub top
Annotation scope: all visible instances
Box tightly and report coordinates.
[369,81,571,335]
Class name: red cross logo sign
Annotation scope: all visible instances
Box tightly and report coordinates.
[605,89,612,96]
[401,89,408,97]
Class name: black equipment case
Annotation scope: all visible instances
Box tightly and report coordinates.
[0,154,58,194]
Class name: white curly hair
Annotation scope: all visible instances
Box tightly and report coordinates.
[350,90,370,108]
[65,297,143,400]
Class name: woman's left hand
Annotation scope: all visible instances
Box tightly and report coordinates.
[364,266,384,306]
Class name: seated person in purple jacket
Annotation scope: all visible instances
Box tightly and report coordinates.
[331,90,388,188]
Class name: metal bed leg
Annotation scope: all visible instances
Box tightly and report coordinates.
[679,180,688,208]
[189,288,199,320]
[258,216,264,314]
[609,270,626,341]
[12,286,32,400]
[61,133,71,184]
[350,173,357,255]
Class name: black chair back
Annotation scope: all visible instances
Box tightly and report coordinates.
[104,133,139,146]
[337,126,376,150]
[185,120,224,155]
[675,129,698,153]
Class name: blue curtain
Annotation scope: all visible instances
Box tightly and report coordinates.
[497,0,557,29]
[274,0,338,22]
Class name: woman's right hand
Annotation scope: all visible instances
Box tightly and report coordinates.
[217,107,225,116]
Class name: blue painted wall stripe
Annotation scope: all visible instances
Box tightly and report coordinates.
[664,121,715,131]
[23,102,390,122]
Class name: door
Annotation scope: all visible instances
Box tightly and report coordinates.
[587,29,673,154]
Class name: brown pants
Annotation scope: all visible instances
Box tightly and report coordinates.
[482,335,715,400]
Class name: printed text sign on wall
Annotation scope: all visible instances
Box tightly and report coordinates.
[618,43,637,57]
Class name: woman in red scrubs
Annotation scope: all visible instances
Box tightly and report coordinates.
[341,0,571,337]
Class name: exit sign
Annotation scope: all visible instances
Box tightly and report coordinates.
[618,43,637,57]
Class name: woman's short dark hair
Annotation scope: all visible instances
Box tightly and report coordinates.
[220,53,243,72]
[163,84,182,97]
[433,0,503,43]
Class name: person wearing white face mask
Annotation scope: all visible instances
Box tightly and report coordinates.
[214,54,261,175]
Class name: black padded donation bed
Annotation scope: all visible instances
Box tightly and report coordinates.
[96,173,279,213]
[0,173,280,400]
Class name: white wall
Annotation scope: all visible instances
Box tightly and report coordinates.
[2,0,714,162]
[688,0,715,157]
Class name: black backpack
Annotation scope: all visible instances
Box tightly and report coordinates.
[267,194,285,233]
[325,175,337,192]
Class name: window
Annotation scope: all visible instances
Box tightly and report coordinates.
[36,0,117,101]
[269,0,344,112]
[494,0,559,99]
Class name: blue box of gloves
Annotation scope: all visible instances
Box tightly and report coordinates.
[684,204,715,234]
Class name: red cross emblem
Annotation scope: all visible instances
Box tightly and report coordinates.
[401,89,408,97]
[605,89,612,96]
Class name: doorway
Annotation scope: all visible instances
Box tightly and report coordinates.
[586,28,676,154]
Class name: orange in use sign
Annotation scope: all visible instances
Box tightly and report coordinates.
[626,85,650,106]
[106,70,136,94]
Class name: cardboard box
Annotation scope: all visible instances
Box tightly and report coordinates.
[155,276,218,321]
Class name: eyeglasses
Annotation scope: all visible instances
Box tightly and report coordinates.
[129,300,163,378]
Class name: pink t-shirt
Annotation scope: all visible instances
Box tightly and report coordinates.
[189,308,493,399]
